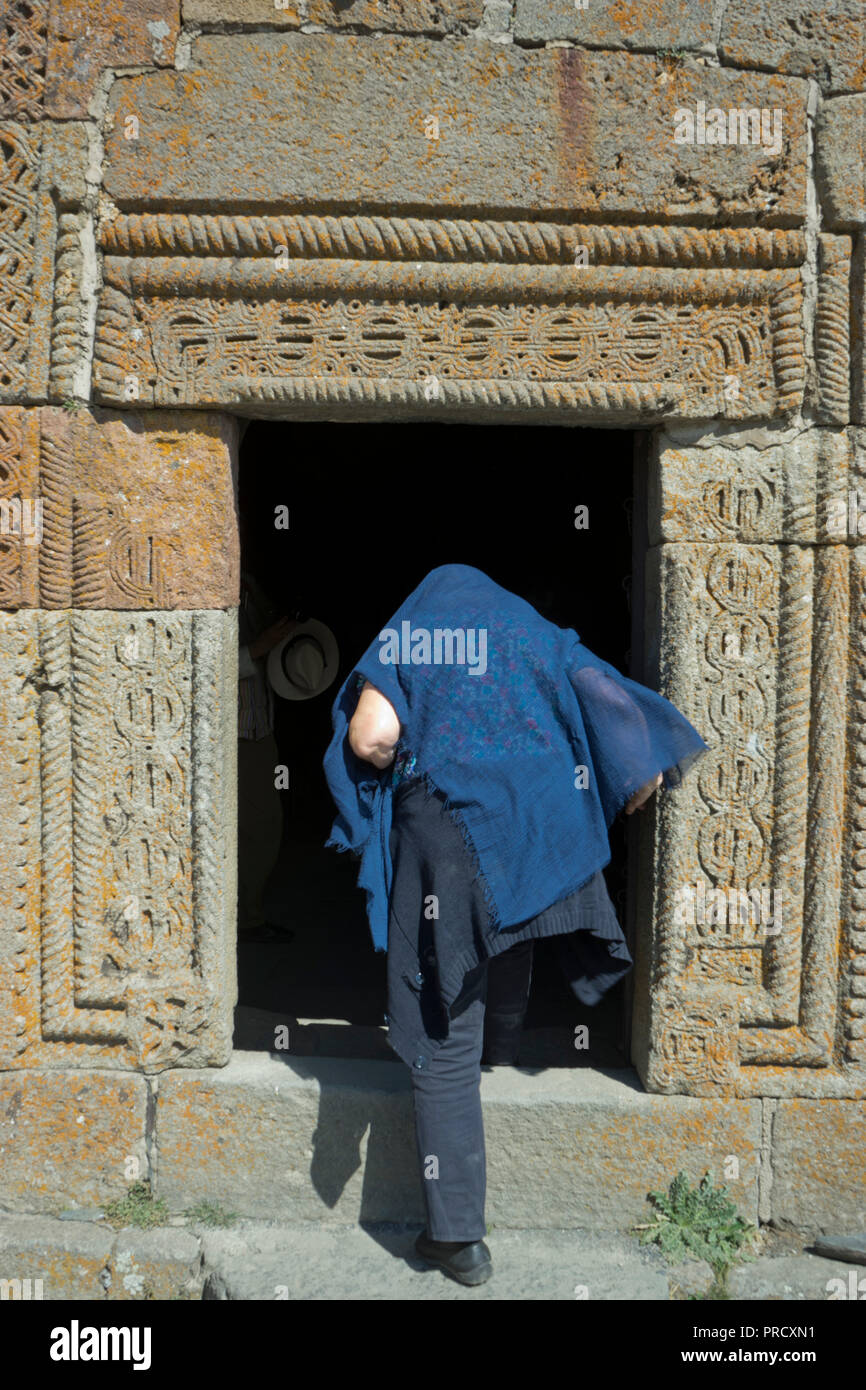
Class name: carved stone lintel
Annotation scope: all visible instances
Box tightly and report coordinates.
[93,230,807,421]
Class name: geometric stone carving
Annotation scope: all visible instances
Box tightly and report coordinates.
[649,426,863,545]
[0,123,43,398]
[635,533,866,1096]
[0,406,39,607]
[0,406,240,609]
[855,234,866,427]
[94,220,807,421]
[0,607,238,1072]
[0,120,93,403]
[0,0,49,122]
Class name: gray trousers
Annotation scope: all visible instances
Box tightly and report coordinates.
[410,939,534,1241]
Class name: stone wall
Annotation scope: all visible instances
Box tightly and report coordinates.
[0,3,865,1221]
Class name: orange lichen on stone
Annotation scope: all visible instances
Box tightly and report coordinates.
[45,0,181,120]
[0,1072,148,1212]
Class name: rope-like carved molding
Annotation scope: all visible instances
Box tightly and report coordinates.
[1,617,39,1061]
[39,613,73,1038]
[102,257,804,305]
[40,613,126,1042]
[39,427,73,607]
[752,545,812,1025]
[102,375,688,415]
[99,214,807,269]
[650,545,704,997]
[53,613,128,1041]
[770,275,807,413]
[843,549,866,1065]
[803,545,849,1055]
[48,211,87,404]
[189,611,231,1064]
[814,234,851,426]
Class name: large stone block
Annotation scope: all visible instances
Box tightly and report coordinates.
[648,425,863,545]
[0,1072,148,1212]
[513,0,713,50]
[155,1053,426,1223]
[154,1053,762,1231]
[184,0,484,31]
[770,1100,866,1231]
[0,1215,203,1298]
[103,37,809,221]
[109,1228,202,1299]
[720,2,866,96]
[0,1215,114,1299]
[0,1,180,122]
[0,406,240,610]
[0,608,238,1072]
[815,95,866,230]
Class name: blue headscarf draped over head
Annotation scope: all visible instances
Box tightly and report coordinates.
[323,563,707,951]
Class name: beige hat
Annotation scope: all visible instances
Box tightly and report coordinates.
[267,619,340,701]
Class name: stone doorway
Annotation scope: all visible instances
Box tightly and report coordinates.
[232,421,640,1070]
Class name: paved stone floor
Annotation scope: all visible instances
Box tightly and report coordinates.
[2,1213,860,1301]
[197,1222,860,1301]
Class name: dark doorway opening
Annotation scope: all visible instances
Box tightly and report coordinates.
[234,423,641,1069]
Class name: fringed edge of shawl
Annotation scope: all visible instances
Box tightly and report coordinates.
[409,768,504,932]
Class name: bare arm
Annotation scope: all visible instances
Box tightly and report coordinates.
[348,680,401,769]
[624,773,663,814]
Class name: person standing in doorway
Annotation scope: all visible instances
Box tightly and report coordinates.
[323,563,707,1286]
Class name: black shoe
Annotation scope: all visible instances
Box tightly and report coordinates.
[414,1230,493,1286]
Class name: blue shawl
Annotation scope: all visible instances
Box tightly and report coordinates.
[323,563,707,951]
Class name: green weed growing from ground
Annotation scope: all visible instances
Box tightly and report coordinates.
[102,1180,169,1230]
[633,1170,759,1299]
[184,1199,238,1228]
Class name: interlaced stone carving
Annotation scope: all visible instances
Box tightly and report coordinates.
[0,124,39,398]
[0,0,48,121]
[0,608,236,1072]
[94,240,806,419]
